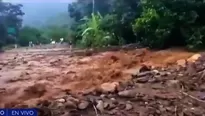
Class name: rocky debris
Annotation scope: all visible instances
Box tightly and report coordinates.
[124,64,151,76]
[135,76,149,83]
[198,92,205,100]
[199,84,205,91]
[96,100,104,113]
[135,71,153,77]
[183,107,204,116]
[100,94,106,98]
[77,100,89,110]
[57,98,66,103]
[186,62,197,76]
[166,80,180,88]
[103,102,109,109]
[125,103,133,111]
[64,100,77,109]
[152,69,160,74]
[65,95,79,104]
[99,82,119,93]
[18,58,205,116]
[3,49,205,116]
[118,89,137,98]
[110,98,118,105]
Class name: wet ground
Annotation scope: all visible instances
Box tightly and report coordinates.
[1,47,205,116]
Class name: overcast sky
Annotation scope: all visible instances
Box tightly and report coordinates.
[4,0,74,3]
[3,0,75,26]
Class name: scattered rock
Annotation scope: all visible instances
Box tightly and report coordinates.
[200,84,205,92]
[160,72,168,76]
[198,92,205,100]
[118,90,137,98]
[110,98,118,105]
[136,77,149,83]
[107,102,117,110]
[166,72,171,75]
[152,70,160,74]
[56,102,64,108]
[149,77,160,83]
[100,94,106,98]
[57,98,66,103]
[110,98,116,102]
[68,109,81,116]
[186,62,197,76]
[65,96,79,104]
[183,107,204,116]
[137,71,153,77]
[78,100,89,110]
[108,109,118,115]
[118,103,126,110]
[96,100,104,112]
[154,93,178,100]
[178,73,183,77]
[65,100,77,109]
[125,65,151,77]
[100,82,119,93]
[125,103,133,111]
[166,80,180,88]
[151,84,164,89]
[103,102,109,109]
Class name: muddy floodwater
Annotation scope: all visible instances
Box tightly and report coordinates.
[1,47,205,116]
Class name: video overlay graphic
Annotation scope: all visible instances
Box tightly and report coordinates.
[0,108,37,116]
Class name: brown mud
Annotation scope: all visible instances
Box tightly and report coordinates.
[1,47,204,116]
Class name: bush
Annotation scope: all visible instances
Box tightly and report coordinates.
[132,8,174,48]
[76,13,122,48]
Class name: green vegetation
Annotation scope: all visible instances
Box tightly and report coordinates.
[0,0,24,48]
[1,0,205,50]
[0,1,72,49]
[68,0,205,50]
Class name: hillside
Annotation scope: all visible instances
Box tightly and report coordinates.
[4,0,75,28]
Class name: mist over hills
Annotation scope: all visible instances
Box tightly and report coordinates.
[4,0,75,28]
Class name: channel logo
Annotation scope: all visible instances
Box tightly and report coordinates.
[0,108,37,116]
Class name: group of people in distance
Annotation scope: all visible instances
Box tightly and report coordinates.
[27,37,73,51]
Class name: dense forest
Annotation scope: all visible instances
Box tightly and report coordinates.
[1,0,205,50]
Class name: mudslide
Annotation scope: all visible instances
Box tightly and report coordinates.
[0,47,204,116]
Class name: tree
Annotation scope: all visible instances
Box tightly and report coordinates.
[18,26,51,46]
[0,1,24,48]
[67,0,205,50]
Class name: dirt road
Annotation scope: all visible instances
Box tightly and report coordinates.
[1,47,204,116]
